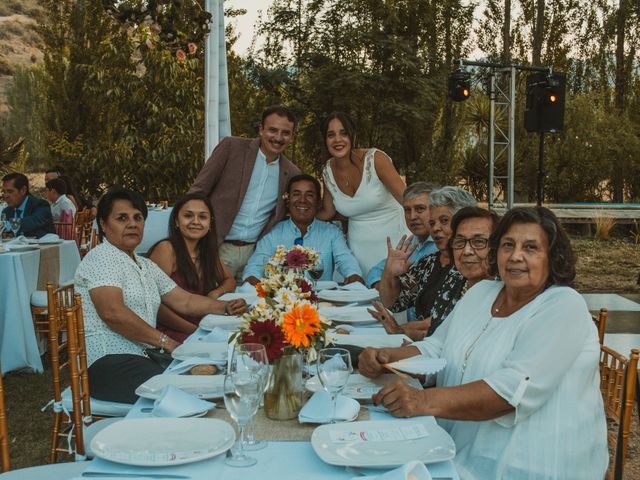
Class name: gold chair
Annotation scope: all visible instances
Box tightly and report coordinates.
[0,365,9,473]
[53,220,75,241]
[599,346,639,480]
[592,307,608,346]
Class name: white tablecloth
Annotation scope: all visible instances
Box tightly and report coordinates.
[0,240,81,374]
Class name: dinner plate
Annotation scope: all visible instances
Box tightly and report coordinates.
[199,314,242,331]
[218,292,259,305]
[327,333,412,349]
[90,418,235,466]
[305,373,422,400]
[135,374,225,400]
[386,356,447,375]
[171,342,228,363]
[318,306,377,324]
[316,280,338,290]
[311,419,455,468]
[317,289,379,304]
[6,245,40,252]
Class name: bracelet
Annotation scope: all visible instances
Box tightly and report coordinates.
[159,333,169,353]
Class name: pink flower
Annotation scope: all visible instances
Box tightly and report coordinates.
[175,49,187,61]
[145,39,156,49]
[188,42,197,55]
[285,249,307,268]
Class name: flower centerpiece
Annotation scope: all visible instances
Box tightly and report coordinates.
[234,245,330,419]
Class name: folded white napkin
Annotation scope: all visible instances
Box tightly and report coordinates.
[199,313,242,331]
[299,391,360,424]
[198,326,230,343]
[166,357,223,374]
[238,282,258,293]
[338,281,368,291]
[6,235,28,245]
[386,356,447,375]
[351,460,432,480]
[316,280,338,290]
[37,233,60,243]
[152,385,215,417]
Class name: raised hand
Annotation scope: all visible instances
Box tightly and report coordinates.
[367,300,402,334]
[383,235,418,278]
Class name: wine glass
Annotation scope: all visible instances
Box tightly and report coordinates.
[0,212,5,239]
[308,264,324,291]
[230,343,269,451]
[223,372,262,467]
[317,348,352,423]
[8,217,21,237]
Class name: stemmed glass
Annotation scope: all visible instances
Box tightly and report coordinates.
[308,264,324,291]
[223,371,262,467]
[0,212,5,238]
[317,348,352,423]
[230,343,269,451]
[8,217,21,237]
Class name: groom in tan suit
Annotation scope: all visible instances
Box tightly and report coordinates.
[189,105,301,281]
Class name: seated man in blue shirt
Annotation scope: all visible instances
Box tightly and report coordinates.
[2,172,55,238]
[366,181,438,292]
[243,174,364,285]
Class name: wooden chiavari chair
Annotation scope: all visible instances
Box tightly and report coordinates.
[0,366,9,473]
[592,307,608,346]
[599,346,639,480]
[74,209,96,258]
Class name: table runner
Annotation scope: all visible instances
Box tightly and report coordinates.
[36,244,60,290]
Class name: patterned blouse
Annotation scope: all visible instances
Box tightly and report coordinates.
[390,252,466,336]
[74,239,177,366]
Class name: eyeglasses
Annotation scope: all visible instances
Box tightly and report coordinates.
[451,237,489,250]
[294,237,303,246]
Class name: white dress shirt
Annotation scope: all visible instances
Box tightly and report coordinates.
[226,148,280,242]
[74,240,177,366]
[50,194,76,221]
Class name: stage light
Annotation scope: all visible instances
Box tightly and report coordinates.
[448,70,471,102]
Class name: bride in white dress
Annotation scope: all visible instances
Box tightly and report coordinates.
[318,112,410,277]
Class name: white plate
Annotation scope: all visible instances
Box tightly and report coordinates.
[218,292,259,305]
[316,280,338,290]
[90,418,235,467]
[6,245,40,252]
[317,289,379,304]
[311,419,455,468]
[199,314,242,331]
[318,306,377,324]
[135,374,225,400]
[327,333,411,349]
[305,373,422,400]
[387,356,447,375]
[171,342,228,363]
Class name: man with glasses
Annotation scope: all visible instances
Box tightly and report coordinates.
[242,174,363,286]
[2,172,54,238]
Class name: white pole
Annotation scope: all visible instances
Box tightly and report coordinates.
[204,0,231,162]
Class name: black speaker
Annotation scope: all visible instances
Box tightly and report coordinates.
[524,72,566,133]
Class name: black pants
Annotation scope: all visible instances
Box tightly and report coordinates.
[89,354,164,404]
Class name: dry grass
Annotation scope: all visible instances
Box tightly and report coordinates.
[594,211,617,240]
[2,238,640,476]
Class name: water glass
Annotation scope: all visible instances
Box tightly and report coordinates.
[223,372,261,467]
[230,343,269,451]
[8,217,21,237]
[317,348,352,423]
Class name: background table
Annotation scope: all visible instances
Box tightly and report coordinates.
[0,240,80,374]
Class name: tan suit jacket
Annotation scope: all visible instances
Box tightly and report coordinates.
[189,136,301,245]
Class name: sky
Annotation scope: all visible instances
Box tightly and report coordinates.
[226,0,269,55]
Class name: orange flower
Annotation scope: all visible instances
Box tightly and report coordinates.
[282,303,320,349]
[256,282,266,298]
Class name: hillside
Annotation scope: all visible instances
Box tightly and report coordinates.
[0,0,44,117]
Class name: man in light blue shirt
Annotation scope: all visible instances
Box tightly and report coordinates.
[243,174,364,285]
[366,182,439,319]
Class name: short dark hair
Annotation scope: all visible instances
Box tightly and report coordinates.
[287,174,321,198]
[45,178,67,195]
[488,206,576,286]
[45,166,63,175]
[447,207,500,259]
[2,172,29,193]
[261,105,296,130]
[96,187,147,239]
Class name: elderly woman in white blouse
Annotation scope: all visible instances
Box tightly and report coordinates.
[74,187,247,404]
[359,207,608,479]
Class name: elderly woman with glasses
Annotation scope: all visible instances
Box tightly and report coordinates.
[374,187,477,340]
[360,207,607,479]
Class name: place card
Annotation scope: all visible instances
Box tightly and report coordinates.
[329,423,430,444]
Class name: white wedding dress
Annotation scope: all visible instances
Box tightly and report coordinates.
[323,148,410,277]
